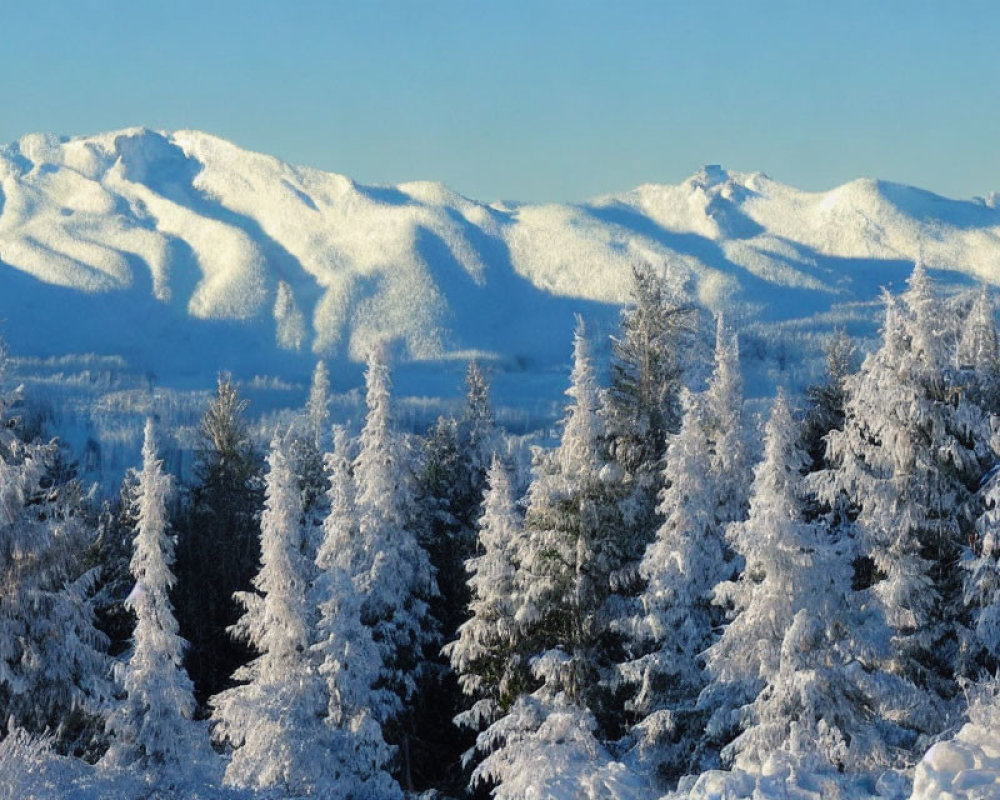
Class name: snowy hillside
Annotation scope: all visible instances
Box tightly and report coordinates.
[1,128,998,386]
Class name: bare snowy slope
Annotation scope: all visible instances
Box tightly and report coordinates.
[1,129,998,383]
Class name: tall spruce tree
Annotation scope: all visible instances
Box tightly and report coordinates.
[174,375,263,704]
[104,420,199,769]
[313,426,402,799]
[957,285,1000,414]
[352,346,437,791]
[815,266,992,722]
[211,433,335,795]
[619,389,724,782]
[704,316,749,536]
[307,360,332,451]
[446,456,525,730]
[0,363,109,746]
[707,392,916,773]
[472,319,637,798]
[605,264,696,487]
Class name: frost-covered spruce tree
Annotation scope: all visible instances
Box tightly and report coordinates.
[965,464,1000,669]
[307,360,332,451]
[708,392,913,773]
[704,315,749,536]
[352,346,436,786]
[619,389,724,780]
[472,320,639,797]
[800,329,857,472]
[311,426,403,800]
[815,266,992,711]
[0,367,109,742]
[701,391,814,754]
[211,433,331,795]
[605,264,696,509]
[174,374,263,702]
[957,284,1000,413]
[514,317,622,704]
[290,361,334,545]
[461,360,501,484]
[104,420,198,769]
[446,456,524,730]
[471,651,647,800]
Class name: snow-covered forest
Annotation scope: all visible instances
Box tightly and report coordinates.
[1,262,1000,800]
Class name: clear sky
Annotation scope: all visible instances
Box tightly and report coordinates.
[1,1,997,203]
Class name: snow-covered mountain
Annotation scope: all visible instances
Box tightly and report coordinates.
[1,128,998,387]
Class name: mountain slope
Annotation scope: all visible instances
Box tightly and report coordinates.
[1,129,998,383]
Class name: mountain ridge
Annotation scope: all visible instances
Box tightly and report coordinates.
[1,128,998,383]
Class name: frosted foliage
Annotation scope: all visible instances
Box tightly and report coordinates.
[817,279,990,646]
[902,261,944,370]
[211,434,324,794]
[446,456,522,719]
[0,382,108,733]
[316,426,355,574]
[462,360,501,476]
[312,549,400,796]
[703,393,824,746]
[472,651,648,800]
[558,317,604,482]
[957,285,999,371]
[624,390,722,719]
[716,392,918,773]
[352,348,435,700]
[705,316,748,529]
[966,474,1000,660]
[514,321,610,702]
[307,360,331,450]
[104,420,198,768]
[726,606,900,774]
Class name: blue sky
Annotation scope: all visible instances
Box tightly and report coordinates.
[1,1,997,202]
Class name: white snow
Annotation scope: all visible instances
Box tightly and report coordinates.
[911,725,1000,800]
[2,128,998,387]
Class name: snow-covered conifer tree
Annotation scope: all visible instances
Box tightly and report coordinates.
[701,391,814,751]
[316,426,356,574]
[958,286,999,373]
[965,466,1000,667]
[312,425,402,799]
[0,372,109,741]
[619,389,723,779]
[707,393,913,773]
[514,317,614,702]
[605,264,695,494]
[474,319,636,797]
[957,285,1000,414]
[353,346,436,684]
[814,268,992,721]
[307,360,331,451]
[211,433,331,794]
[461,360,501,481]
[352,346,436,787]
[704,315,748,535]
[104,420,198,768]
[446,456,524,729]
[470,651,647,800]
